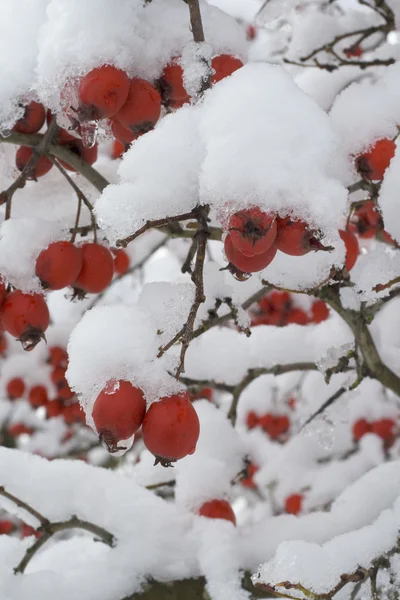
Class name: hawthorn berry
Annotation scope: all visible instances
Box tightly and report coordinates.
[112,249,130,276]
[311,300,330,324]
[352,418,371,442]
[260,414,290,439]
[344,45,362,58]
[285,493,303,515]
[242,463,259,489]
[0,277,6,309]
[224,234,277,273]
[211,55,244,84]
[246,25,257,41]
[6,377,25,400]
[1,291,49,350]
[349,201,382,239]
[356,138,396,181]
[371,418,396,445]
[115,78,161,135]
[275,217,330,256]
[93,380,147,452]
[46,399,63,419]
[339,229,359,271]
[142,393,200,466]
[0,520,14,534]
[73,243,114,295]
[48,346,68,368]
[15,146,53,179]
[198,499,236,525]
[63,402,85,425]
[36,241,83,290]
[78,65,130,120]
[0,333,8,355]
[190,387,213,402]
[228,208,277,256]
[13,101,45,134]
[111,119,138,145]
[159,61,190,109]
[57,130,98,172]
[111,139,127,159]
[286,308,309,325]
[28,385,48,408]
[267,290,291,313]
[246,410,259,429]
[8,423,34,436]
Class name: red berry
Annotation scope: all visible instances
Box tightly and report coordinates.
[112,249,130,276]
[275,217,328,256]
[28,385,48,408]
[6,377,25,400]
[286,308,309,325]
[311,300,330,323]
[48,346,68,368]
[267,290,291,313]
[20,523,40,539]
[46,399,63,419]
[8,423,34,436]
[0,333,8,355]
[0,520,14,534]
[63,402,85,425]
[356,138,396,180]
[285,493,303,515]
[211,55,243,84]
[246,410,259,430]
[58,133,98,172]
[78,65,130,120]
[344,45,363,58]
[93,380,146,452]
[15,147,53,179]
[111,138,126,159]
[111,118,139,145]
[115,78,161,135]
[1,291,49,350]
[371,418,396,444]
[288,396,296,410]
[339,229,359,271]
[190,387,213,402]
[228,208,277,256]
[349,201,382,239]
[224,234,277,273]
[0,277,6,309]
[73,243,114,295]
[159,61,190,109]
[242,463,259,489]
[198,499,236,525]
[352,418,371,442]
[142,393,200,466]
[13,101,45,134]
[246,25,257,41]
[36,241,83,291]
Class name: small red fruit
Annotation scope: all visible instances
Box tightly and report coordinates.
[15,147,53,179]
[58,132,98,172]
[246,410,259,430]
[0,277,6,309]
[211,55,243,84]
[6,377,25,400]
[48,346,68,368]
[242,463,259,489]
[142,393,200,466]
[198,499,236,525]
[246,25,257,41]
[111,139,126,159]
[371,418,396,444]
[28,385,48,408]
[190,387,213,402]
[159,61,190,109]
[356,138,396,181]
[224,234,277,273]
[285,493,303,515]
[115,78,161,135]
[275,217,329,256]
[286,308,309,325]
[36,241,83,290]
[352,418,371,442]
[20,523,40,539]
[344,45,362,58]
[0,520,14,534]
[8,423,34,436]
[228,208,277,256]
[111,119,139,145]
[63,402,85,425]
[339,229,359,271]
[13,101,46,134]
[78,65,130,120]
[349,201,382,239]
[311,300,330,323]
[73,243,114,295]
[0,333,8,355]
[1,291,49,350]
[93,380,146,452]
[46,399,63,419]
[112,249,130,276]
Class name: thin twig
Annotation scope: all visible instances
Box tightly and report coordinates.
[116,210,197,248]
[0,486,48,526]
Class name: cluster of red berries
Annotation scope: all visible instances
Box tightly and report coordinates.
[4,343,85,432]
[355,138,396,182]
[250,290,330,327]
[246,410,291,441]
[0,517,41,539]
[92,381,200,466]
[352,417,397,447]
[224,207,333,275]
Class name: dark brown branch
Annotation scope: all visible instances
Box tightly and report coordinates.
[0,131,109,193]
[0,486,48,526]
[15,515,115,574]
[116,210,197,248]
[187,0,205,42]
